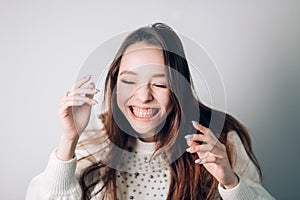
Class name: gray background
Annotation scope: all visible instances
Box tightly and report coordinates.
[1,1,299,199]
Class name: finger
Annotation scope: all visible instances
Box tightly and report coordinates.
[196,146,227,161]
[186,140,198,147]
[68,87,99,97]
[86,82,97,98]
[69,95,98,105]
[59,97,97,114]
[198,151,209,159]
[194,152,210,164]
[195,155,219,165]
[71,75,92,90]
[66,99,92,107]
[186,143,213,153]
[59,87,98,116]
[58,97,91,117]
[191,121,219,142]
[185,133,217,150]
[187,143,224,156]
[191,121,210,135]
[88,82,95,88]
[184,133,206,142]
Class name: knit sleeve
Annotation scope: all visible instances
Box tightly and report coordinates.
[25,129,110,200]
[25,149,82,200]
[218,130,275,200]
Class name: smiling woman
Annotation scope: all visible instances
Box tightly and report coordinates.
[116,45,173,141]
[26,23,275,199]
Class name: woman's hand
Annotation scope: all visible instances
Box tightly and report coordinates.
[56,75,99,160]
[58,75,99,140]
[185,121,239,189]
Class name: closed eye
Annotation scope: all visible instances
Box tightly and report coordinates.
[121,80,135,84]
[153,84,167,88]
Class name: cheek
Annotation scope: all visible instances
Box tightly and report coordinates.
[116,82,132,106]
[156,92,173,112]
[166,99,174,114]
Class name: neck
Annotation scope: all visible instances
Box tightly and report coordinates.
[135,136,156,153]
[138,135,155,142]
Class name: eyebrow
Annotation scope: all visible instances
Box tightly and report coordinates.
[119,70,166,77]
[119,70,137,76]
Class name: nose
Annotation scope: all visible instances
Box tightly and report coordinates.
[133,84,154,103]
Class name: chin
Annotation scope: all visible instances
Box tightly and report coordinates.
[127,113,167,137]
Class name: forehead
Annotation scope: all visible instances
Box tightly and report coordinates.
[119,43,166,74]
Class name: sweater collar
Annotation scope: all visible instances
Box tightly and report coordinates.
[135,137,156,153]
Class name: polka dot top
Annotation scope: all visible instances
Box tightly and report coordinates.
[26,130,276,200]
[115,138,170,200]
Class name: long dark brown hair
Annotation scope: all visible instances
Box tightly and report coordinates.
[78,23,262,200]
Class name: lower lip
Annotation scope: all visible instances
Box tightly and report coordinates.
[128,107,159,122]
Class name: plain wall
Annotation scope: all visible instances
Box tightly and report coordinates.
[1,1,299,199]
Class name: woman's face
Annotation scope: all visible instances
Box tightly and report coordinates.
[116,43,173,142]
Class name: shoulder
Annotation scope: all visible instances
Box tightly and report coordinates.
[225,130,252,171]
[75,129,111,177]
[225,130,261,181]
[226,130,247,153]
[227,130,240,143]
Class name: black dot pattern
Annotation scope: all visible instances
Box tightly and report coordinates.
[84,137,171,199]
[115,143,170,199]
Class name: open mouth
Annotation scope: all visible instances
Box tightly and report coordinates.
[129,106,160,119]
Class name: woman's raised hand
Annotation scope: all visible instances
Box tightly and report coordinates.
[185,121,239,189]
[56,75,99,160]
[58,75,99,140]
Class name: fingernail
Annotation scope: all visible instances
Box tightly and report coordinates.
[186,148,191,152]
[195,159,202,164]
[93,88,101,93]
[191,121,199,126]
[85,75,92,79]
[184,134,193,139]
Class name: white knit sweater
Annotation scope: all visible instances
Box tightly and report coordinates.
[26,131,275,200]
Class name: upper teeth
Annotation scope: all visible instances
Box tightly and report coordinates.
[132,107,155,118]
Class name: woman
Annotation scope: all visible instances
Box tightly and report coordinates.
[26,23,274,199]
